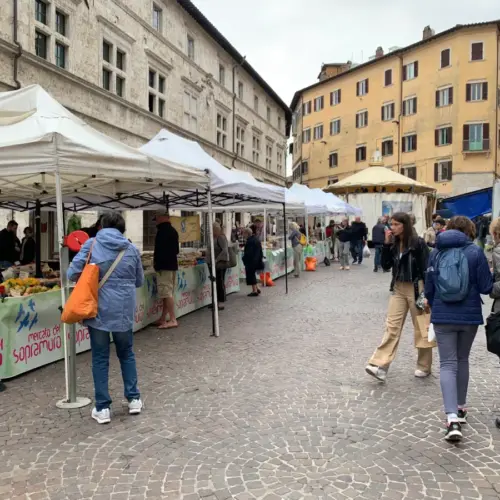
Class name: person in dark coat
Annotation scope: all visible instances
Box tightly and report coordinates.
[0,220,21,268]
[350,216,368,264]
[20,227,36,265]
[425,216,493,442]
[242,227,264,297]
[372,217,386,272]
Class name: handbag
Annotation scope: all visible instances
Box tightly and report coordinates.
[485,305,500,356]
[61,244,125,324]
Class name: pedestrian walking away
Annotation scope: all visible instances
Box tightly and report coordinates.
[350,216,367,264]
[207,223,230,310]
[337,218,352,270]
[425,216,493,442]
[366,212,435,383]
[68,212,144,424]
[242,227,264,297]
[289,222,303,278]
[372,217,386,272]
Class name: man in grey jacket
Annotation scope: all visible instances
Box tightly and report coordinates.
[372,217,386,272]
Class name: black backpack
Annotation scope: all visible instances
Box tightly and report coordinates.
[485,308,500,357]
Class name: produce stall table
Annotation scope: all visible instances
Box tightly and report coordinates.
[239,247,294,281]
[305,241,328,263]
[0,264,239,379]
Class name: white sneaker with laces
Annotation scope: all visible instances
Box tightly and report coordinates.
[128,399,143,415]
[415,370,430,378]
[92,407,111,424]
[365,364,387,382]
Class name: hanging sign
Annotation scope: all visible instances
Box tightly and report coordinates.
[170,215,201,243]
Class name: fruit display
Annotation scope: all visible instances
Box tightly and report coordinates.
[178,249,204,267]
[0,277,60,298]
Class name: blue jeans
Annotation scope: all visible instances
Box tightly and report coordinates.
[374,246,382,269]
[434,324,478,414]
[350,239,364,263]
[89,327,140,411]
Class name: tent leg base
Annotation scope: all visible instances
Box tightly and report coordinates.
[56,396,92,409]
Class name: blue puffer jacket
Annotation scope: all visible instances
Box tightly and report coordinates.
[425,230,493,325]
[68,228,144,332]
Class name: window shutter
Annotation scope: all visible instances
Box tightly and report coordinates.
[448,127,453,144]
[414,98,417,113]
[414,61,419,77]
[391,103,395,118]
[414,135,417,151]
[447,161,453,181]
[463,124,469,142]
[338,89,341,103]
[466,84,471,102]
[365,79,369,93]
[403,65,407,81]
[483,122,490,141]
[365,111,368,124]
[356,114,359,128]
[356,82,359,96]
[402,138,406,153]
[434,163,439,182]
[338,120,341,133]
[435,90,440,107]
[483,82,489,100]
[435,129,439,146]
[381,106,384,121]
[330,92,333,106]
[449,87,453,104]
[389,141,393,155]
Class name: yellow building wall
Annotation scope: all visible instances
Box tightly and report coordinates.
[295,25,499,194]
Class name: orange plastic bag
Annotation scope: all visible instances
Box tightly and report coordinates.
[259,272,275,286]
[305,257,317,272]
[61,245,99,324]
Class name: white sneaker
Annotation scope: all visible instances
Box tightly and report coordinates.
[128,399,143,415]
[415,369,430,378]
[365,364,387,382]
[345,266,350,270]
[91,407,111,424]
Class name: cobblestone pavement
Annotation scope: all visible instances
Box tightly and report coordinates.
[2,263,500,500]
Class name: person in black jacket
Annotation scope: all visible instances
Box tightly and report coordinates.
[350,217,368,264]
[154,214,180,329]
[242,227,264,297]
[0,220,21,268]
[20,227,36,265]
[366,212,434,382]
[337,218,352,270]
[372,218,386,272]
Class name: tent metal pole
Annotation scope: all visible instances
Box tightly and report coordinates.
[35,199,42,278]
[283,203,288,294]
[207,187,220,337]
[263,208,267,287]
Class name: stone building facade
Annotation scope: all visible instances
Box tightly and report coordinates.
[0,0,290,251]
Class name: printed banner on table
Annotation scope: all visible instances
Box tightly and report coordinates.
[0,264,239,379]
[170,215,201,243]
[239,248,294,281]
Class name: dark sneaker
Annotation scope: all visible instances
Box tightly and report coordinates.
[445,422,462,442]
[495,418,500,429]
[0,381,6,392]
[457,409,468,424]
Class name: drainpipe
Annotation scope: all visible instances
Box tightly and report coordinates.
[495,30,499,179]
[397,54,403,173]
[13,0,22,89]
[231,56,246,168]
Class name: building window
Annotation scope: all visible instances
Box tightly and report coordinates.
[265,144,273,169]
[238,81,244,99]
[187,35,195,60]
[219,64,225,86]
[302,128,311,144]
[330,89,341,106]
[35,30,48,59]
[55,42,66,69]
[327,177,339,185]
[277,150,283,174]
[148,68,166,116]
[236,125,246,157]
[441,49,451,68]
[384,69,392,86]
[55,10,67,36]
[216,113,227,149]
[382,139,393,156]
[314,96,324,112]
[35,0,47,25]
[301,161,308,175]
[278,116,282,131]
[313,124,324,140]
[330,118,341,136]
[434,160,452,182]
[381,102,395,121]
[471,42,484,61]
[116,75,125,97]
[356,110,368,128]
[466,82,488,102]
[403,61,419,81]
[303,101,312,115]
[103,40,112,63]
[436,86,453,107]
[402,165,417,180]
[402,134,417,153]
[403,97,417,116]
[116,49,125,71]
[435,126,452,146]
[328,152,338,168]
[356,145,367,162]
[152,4,162,31]
[102,68,111,91]
[267,106,271,122]
[183,91,198,132]
[463,123,489,151]
[356,79,369,96]
[254,94,259,112]
[293,165,301,182]
[252,136,261,164]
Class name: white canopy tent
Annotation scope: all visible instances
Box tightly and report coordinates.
[0,85,218,408]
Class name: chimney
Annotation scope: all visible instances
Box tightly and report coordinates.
[375,46,384,58]
[422,25,435,40]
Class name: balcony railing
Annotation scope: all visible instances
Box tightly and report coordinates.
[463,139,490,152]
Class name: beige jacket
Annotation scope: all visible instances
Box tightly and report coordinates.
[490,244,500,312]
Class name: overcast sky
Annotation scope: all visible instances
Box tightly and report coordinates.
[192,0,499,106]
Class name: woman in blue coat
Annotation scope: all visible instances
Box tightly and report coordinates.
[425,216,493,442]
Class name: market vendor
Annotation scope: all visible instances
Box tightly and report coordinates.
[20,226,36,265]
[0,220,21,269]
[154,212,180,330]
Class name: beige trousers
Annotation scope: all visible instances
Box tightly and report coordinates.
[369,281,436,373]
